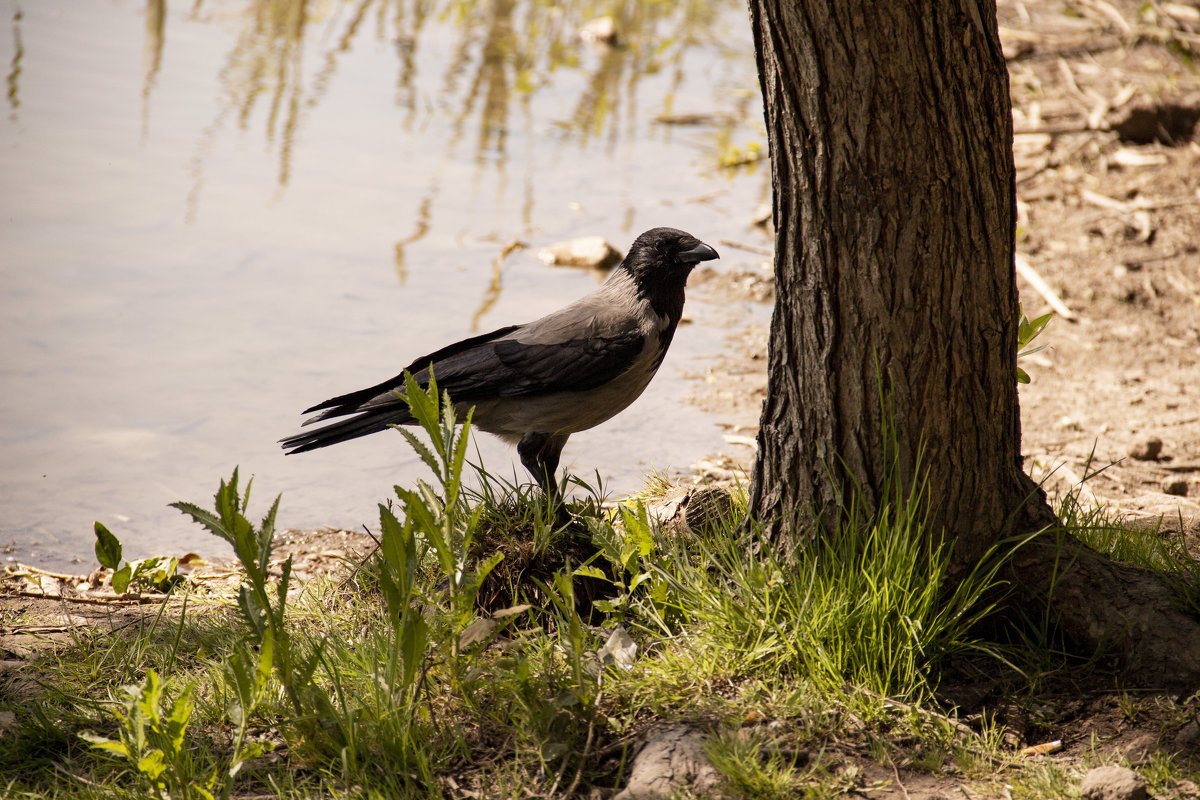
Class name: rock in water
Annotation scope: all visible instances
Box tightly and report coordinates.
[536,236,622,270]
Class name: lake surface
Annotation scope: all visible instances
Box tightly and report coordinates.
[0,0,767,570]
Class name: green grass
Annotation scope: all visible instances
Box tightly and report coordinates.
[2,380,1199,798]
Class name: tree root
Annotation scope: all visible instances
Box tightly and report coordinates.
[1012,533,1200,691]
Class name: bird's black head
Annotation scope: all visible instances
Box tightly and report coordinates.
[619,227,719,317]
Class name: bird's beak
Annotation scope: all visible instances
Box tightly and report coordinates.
[678,241,720,264]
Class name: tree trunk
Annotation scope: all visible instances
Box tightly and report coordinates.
[747,0,1036,566]
[747,0,1200,687]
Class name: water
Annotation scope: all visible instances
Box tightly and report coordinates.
[0,0,767,570]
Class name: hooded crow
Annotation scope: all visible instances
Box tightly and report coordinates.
[281,227,719,489]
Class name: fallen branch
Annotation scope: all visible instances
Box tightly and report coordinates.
[1072,0,1133,36]
[1014,121,1102,136]
[1015,255,1076,320]
[5,564,88,582]
[2,589,191,606]
[718,238,774,257]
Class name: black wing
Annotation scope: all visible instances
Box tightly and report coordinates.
[433,330,647,400]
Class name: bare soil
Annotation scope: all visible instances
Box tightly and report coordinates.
[690,0,1200,545]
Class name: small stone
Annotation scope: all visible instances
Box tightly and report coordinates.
[1128,437,1163,461]
[536,236,622,271]
[579,16,617,44]
[1173,720,1200,751]
[1116,733,1158,765]
[1080,765,1148,800]
[1162,478,1189,497]
[614,725,720,800]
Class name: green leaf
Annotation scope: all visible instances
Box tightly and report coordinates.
[403,372,439,436]
[169,501,231,545]
[136,670,163,723]
[80,732,130,756]
[168,686,198,748]
[574,565,607,580]
[112,564,133,594]
[257,627,274,674]
[93,521,123,570]
[447,406,475,503]
[621,505,656,557]
[260,493,281,547]
[294,633,326,690]
[400,612,428,681]
[238,586,267,641]
[276,555,293,613]
[1016,367,1031,384]
[474,551,505,583]
[1017,311,1053,349]
[136,749,166,780]
[628,571,652,592]
[377,509,410,614]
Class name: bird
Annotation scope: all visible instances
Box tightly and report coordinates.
[280,227,719,492]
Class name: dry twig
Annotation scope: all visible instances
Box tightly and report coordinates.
[1072,0,1133,36]
[718,239,773,257]
[1016,254,1076,320]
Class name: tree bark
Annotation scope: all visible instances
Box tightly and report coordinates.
[747,0,1200,687]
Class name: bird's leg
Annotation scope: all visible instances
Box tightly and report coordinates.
[517,432,569,501]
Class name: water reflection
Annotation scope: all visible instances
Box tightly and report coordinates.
[179,0,737,231]
[5,4,19,116]
[142,0,166,137]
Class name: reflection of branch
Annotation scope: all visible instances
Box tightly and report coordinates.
[141,0,166,141]
[304,0,372,115]
[188,0,314,219]
[392,193,433,284]
[6,3,23,118]
[570,43,625,150]
[264,0,308,188]
[186,93,233,223]
[471,240,527,330]
[393,0,436,120]
[444,0,516,171]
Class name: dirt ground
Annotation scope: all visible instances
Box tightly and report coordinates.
[690,0,1200,545]
[3,2,1200,797]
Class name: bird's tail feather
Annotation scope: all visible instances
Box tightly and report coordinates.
[301,374,410,417]
[281,406,413,454]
